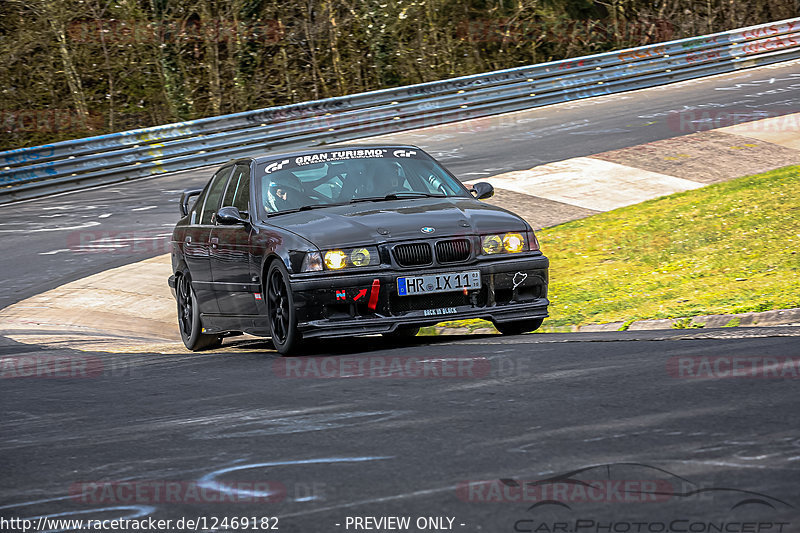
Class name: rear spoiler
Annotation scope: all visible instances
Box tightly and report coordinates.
[179,188,203,217]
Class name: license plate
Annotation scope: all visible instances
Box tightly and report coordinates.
[397,270,481,296]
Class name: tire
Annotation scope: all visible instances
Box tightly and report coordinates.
[176,270,223,351]
[266,261,302,355]
[494,318,544,336]
[382,326,420,339]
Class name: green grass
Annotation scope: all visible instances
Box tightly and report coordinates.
[422,165,800,333]
[722,317,741,328]
[419,318,495,335]
[539,165,800,329]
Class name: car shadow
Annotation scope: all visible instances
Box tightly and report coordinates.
[219,332,494,357]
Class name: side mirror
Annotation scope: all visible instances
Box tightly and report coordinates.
[216,206,249,225]
[179,188,203,217]
[470,182,494,200]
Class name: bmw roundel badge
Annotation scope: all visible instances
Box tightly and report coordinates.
[421,227,435,234]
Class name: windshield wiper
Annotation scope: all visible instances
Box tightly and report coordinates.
[266,193,447,215]
[297,203,347,211]
[265,203,345,216]
[350,192,447,203]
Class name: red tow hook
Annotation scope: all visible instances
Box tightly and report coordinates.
[368,279,380,310]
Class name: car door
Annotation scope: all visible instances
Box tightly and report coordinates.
[185,164,233,314]
[209,163,259,316]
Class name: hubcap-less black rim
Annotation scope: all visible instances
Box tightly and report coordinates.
[268,270,289,344]
[178,275,193,337]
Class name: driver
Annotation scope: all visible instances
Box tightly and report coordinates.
[265,172,305,212]
[368,159,406,196]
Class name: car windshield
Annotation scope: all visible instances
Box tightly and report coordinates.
[255,149,469,216]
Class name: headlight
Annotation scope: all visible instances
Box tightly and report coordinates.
[503,233,525,253]
[481,232,529,255]
[324,250,348,270]
[320,246,379,270]
[482,235,503,254]
[350,248,371,267]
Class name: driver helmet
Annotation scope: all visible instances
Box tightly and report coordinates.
[369,159,404,195]
[266,172,304,212]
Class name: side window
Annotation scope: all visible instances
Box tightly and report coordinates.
[222,164,250,214]
[200,166,233,225]
[189,187,207,225]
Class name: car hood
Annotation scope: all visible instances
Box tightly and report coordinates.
[264,197,528,248]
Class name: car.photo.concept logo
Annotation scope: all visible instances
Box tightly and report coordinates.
[463,463,794,532]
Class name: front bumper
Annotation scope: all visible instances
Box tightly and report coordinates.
[289,253,549,339]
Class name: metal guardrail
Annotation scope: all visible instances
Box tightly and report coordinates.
[2,18,799,203]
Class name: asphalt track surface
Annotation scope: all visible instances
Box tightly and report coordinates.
[1,60,800,531]
[2,329,799,530]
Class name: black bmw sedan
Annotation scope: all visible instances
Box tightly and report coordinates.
[168,145,549,354]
